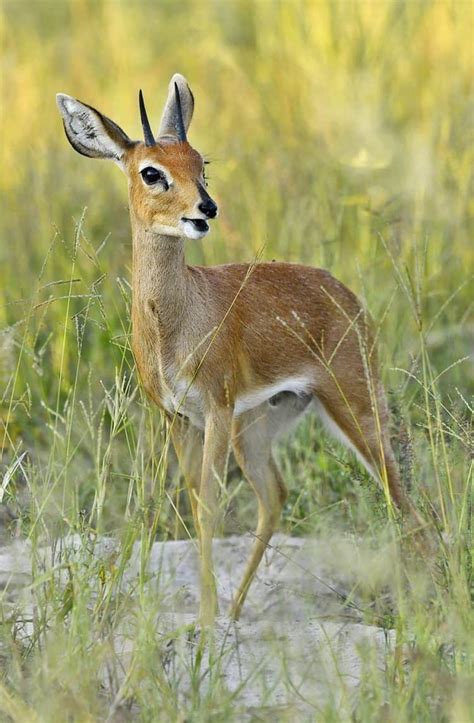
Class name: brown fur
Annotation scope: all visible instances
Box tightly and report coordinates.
[126,142,204,230]
[57,78,421,625]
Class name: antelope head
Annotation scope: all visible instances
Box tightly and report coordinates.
[56,74,218,240]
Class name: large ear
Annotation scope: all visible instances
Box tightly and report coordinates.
[158,73,194,140]
[56,94,133,164]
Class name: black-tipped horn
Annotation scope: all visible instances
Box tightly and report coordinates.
[174,82,187,142]
[139,89,156,147]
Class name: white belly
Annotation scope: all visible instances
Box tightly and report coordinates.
[234,375,314,416]
[162,374,314,430]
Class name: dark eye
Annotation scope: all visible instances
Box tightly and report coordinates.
[140,166,169,189]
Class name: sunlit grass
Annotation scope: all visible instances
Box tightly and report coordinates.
[0,0,472,720]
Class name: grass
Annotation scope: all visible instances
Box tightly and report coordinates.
[0,0,473,720]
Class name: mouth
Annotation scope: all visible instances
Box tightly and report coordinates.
[181,217,210,240]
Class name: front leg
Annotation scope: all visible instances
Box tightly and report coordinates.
[169,415,203,539]
[198,407,232,626]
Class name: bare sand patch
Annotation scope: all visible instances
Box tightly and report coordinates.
[1,534,395,717]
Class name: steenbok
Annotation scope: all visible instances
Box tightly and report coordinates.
[57,74,420,625]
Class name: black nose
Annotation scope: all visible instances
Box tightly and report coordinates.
[198,198,218,219]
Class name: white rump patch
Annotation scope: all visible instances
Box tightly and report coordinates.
[234,376,313,416]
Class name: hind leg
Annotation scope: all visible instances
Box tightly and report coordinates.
[229,394,311,619]
[315,374,416,517]
[230,410,286,619]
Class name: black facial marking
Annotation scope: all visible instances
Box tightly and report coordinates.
[196,181,218,218]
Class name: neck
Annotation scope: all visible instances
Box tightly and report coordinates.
[131,219,188,332]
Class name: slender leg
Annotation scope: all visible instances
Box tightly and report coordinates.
[316,372,420,520]
[169,416,203,538]
[230,407,288,620]
[198,408,232,626]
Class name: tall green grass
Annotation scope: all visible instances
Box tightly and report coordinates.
[0,0,472,720]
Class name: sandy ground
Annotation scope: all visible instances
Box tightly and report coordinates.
[0,533,396,717]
